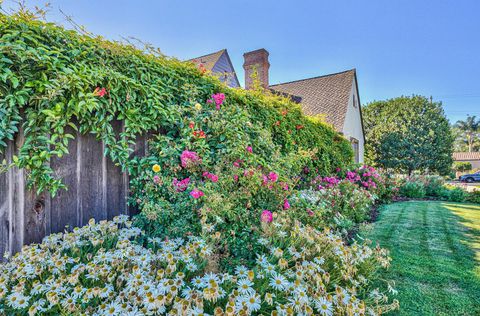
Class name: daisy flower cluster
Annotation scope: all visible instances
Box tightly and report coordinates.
[0,215,398,315]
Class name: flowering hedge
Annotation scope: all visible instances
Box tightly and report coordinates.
[0,216,398,315]
[0,10,352,194]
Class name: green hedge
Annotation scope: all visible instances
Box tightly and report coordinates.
[0,12,352,194]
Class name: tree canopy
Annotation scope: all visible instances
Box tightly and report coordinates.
[363,95,454,175]
[453,115,480,152]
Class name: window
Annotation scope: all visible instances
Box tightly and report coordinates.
[351,138,359,163]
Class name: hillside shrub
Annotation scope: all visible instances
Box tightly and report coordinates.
[0,216,398,315]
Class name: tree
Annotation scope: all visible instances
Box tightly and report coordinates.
[454,115,479,152]
[363,95,454,175]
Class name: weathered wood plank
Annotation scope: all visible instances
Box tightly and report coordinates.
[50,125,79,233]
[79,132,106,225]
[0,142,11,259]
[106,120,127,219]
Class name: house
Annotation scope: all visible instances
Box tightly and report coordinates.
[189,48,365,163]
[453,152,480,170]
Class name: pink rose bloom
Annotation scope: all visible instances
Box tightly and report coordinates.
[212,93,225,106]
[307,209,314,216]
[262,175,269,185]
[210,174,219,183]
[261,210,273,223]
[190,189,204,199]
[153,175,161,184]
[207,99,213,104]
[246,146,253,153]
[173,177,190,192]
[180,150,200,168]
[233,175,239,182]
[268,172,278,182]
[283,199,290,210]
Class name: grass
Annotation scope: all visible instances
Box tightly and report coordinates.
[362,201,480,315]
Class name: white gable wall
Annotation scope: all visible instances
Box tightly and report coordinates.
[342,77,364,163]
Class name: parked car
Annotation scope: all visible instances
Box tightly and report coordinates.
[459,171,480,183]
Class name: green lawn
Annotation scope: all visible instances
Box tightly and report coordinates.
[363,201,480,315]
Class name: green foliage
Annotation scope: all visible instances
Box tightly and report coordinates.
[466,190,480,204]
[454,115,480,152]
[453,161,473,172]
[0,11,352,194]
[399,179,426,199]
[446,187,467,202]
[363,96,454,175]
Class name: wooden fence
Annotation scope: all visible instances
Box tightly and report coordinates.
[0,120,149,259]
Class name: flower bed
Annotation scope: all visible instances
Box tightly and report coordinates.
[0,216,398,315]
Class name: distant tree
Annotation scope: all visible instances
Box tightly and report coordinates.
[454,115,479,152]
[363,95,454,175]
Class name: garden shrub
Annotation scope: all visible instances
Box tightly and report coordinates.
[0,216,398,315]
[466,190,480,204]
[398,179,426,199]
[422,175,446,197]
[446,187,466,202]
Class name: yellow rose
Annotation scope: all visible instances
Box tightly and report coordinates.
[194,103,202,111]
[152,164,161,173]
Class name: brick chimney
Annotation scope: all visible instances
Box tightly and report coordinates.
[243,48,270,89]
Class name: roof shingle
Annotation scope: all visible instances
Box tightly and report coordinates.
[270,69,356,131]
[188,49,225,71]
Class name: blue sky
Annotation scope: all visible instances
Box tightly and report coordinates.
[5,0,480,122]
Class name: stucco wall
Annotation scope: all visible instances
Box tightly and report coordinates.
[342,78,364,163]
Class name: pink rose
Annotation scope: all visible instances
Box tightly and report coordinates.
[246,146,253,153]
[153,175,161,184]
[268,172,278,182]
[190,189,204,199]
[180,150,200,168]
[283,199,290,210]
[261,210,273,223]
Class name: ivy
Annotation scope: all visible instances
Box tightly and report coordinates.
[0,10,353,195]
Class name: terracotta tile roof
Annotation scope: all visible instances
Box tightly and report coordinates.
[188,49,225,71]
[453,152,480,161]
[270,69,356,131]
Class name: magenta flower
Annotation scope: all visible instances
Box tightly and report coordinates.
[212,93,225,107]
[246,146,253,153]
[268,172,279,182]
[153,175,161,184]
[173,177,190,192]
[203,172,219,183]
[307,209,314,216]
[190,189,204,199]
[283,199,291,210]
[233,175,239,182]
[261,210,273,223]
[180,150,200,168]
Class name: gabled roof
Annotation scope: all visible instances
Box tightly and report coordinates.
[188,49,240,87]
[270,69,356,132]
[188,49,225,71]
[453,152,480,161]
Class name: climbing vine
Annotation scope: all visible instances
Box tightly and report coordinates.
[0,7,352,195]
